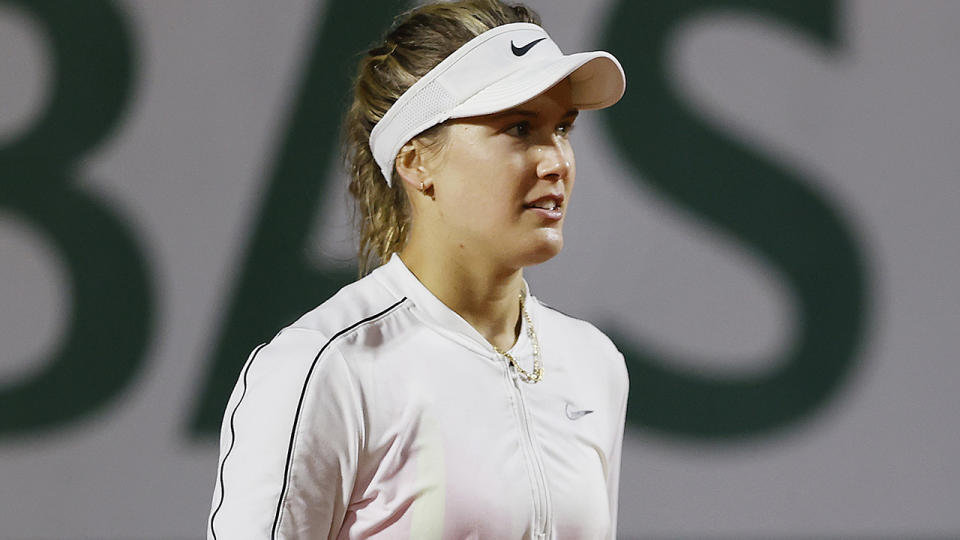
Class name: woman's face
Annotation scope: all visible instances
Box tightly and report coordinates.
[417,80,578,269]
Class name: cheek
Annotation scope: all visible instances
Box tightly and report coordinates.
[436,169,518,228]
[459,162,527,217]
[431,135,534,229]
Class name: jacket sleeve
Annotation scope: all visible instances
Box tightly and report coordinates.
[607,351,630,540]
[207,330,363,539]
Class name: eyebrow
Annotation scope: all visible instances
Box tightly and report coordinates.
[489,108,580,121]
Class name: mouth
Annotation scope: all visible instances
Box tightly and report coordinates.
[523,194,564,220]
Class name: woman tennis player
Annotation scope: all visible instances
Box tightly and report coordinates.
[208,0,628,538]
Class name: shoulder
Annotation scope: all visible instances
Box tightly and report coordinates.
[534,297,628,386]
[286,271,409,339]
[535,298,620,356]
[245,272,412,387]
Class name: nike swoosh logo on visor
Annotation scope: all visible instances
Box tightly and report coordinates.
[511,37,547,56]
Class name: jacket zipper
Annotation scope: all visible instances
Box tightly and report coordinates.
[506,364,551,538]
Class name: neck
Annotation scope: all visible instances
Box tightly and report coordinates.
[399,240,524,352]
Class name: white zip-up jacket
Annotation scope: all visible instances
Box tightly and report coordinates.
[208,254,629,539]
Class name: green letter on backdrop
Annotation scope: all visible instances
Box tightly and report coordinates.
[0,0,152,436]
[603,0,868,438]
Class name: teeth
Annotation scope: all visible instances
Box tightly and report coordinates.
[532,201,558,210]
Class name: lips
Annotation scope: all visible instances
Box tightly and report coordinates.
[524,193,565,220]
[524,194,564,211]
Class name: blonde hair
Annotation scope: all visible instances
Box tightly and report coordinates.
[343,0,540,275]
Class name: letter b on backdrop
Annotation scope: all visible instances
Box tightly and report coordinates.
[0,0,152,436]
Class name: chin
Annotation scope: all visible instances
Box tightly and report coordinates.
[516,230,564,267]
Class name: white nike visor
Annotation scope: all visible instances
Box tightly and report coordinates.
[369,22,626,186]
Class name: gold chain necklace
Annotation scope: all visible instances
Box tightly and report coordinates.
[492,290,543,384]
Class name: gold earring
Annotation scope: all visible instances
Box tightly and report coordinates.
[419,182,425,192]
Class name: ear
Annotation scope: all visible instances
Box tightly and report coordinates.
[393,140,430,192]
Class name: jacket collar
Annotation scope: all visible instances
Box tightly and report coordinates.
[372,253,536,358]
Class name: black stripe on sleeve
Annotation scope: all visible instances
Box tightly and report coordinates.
[210,342,267,540]
[270,297,408,538]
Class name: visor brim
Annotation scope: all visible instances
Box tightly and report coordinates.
[448,51,626,119]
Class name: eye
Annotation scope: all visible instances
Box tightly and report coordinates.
[504,121,532,138]
[556,122,576,138]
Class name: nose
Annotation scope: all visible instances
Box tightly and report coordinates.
[535,138,572,181]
